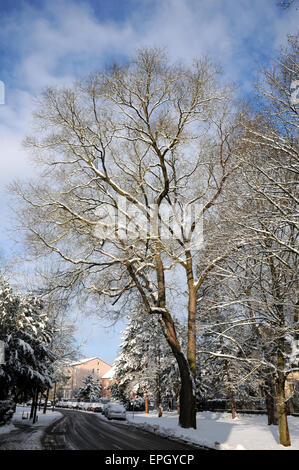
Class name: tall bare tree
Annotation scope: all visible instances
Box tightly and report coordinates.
[11,48,242,428]
[197,34,298,445]
[242,34,298,446]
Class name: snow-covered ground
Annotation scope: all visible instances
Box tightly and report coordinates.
[0,406,62,450]
[126,411,299,450]
[1,406,298,450]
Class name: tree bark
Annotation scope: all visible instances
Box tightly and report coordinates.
[43,387,49,414]
[144,396,149,414]
[155,247,197,429]
[159,311,196,428]
[29,389,36,419]
[268,256,290,446]
[276,379,291,446]
[276,344,291,446]
[264,377,278,425]
[225,361,237,419]
[266,394,277,425]
[32,388,39,424]
[178,360,196,428]
[156,341,162,418]
[177,397,180,415]
[38,392,42,411]
[186,253,197,379]
[52,382,57,412]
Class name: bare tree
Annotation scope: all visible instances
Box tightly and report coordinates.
[243,34,298,447]
[277,0,297,10]
[196,35,298,445]
[11,48,242,428]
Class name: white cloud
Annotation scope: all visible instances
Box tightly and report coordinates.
[0,0,297,253]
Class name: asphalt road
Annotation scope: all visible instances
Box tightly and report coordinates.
[42,409,206,451]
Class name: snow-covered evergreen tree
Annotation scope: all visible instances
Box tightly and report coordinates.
[114,308,183,413]
[0,275,55,413]
[76,373,102,401]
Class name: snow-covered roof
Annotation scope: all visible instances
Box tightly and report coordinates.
[68,357,98,366]
[102,365,115,379]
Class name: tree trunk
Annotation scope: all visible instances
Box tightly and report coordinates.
[177,396,180,415]
[43,387,49,414]
[266,393,278,425]
[156,344,162,418]
[178,363,196,428]
[276,346,291,446]
[159,311,196,428]
[29,390,36,419]
[264,377,278,426]
[276,379,291,446]
[156,371,162,418]
[155,248,196,429]
[52,382,57,411]
[225,361,237,419]
[38,392,42,411]
[144,396,149,414]
[32,388,39,424]
[187,277,197,378]
[173,385,180,414]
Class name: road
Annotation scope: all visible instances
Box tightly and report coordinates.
[42,409,206,450]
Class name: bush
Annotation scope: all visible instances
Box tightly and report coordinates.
[0,400,15,425]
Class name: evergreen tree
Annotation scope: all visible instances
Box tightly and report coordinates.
[77,373,102,401]
[0,274,55,423]
[114,308,183,414]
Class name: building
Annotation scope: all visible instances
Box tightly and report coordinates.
[102,365,116,397]
[57,357,113,399]
[286,370,299,412]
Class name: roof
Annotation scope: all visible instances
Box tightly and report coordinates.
[68,357,99,366]
[102,365,115,379]
[68,357,112,368]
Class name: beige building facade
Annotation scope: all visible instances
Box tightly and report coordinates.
[58,357,114,399]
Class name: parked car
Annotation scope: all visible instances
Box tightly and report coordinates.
[104,402,126,420]
[101,402,110,415]
[79,402,91,411]
[90,402,103,413]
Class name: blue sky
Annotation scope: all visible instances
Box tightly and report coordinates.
[0,0,298,364]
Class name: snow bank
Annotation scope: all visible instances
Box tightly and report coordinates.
[0,406,62,450]
[0,422,15,435]
[126,411,299,450]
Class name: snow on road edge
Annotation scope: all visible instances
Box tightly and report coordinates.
[0,406,63,450]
